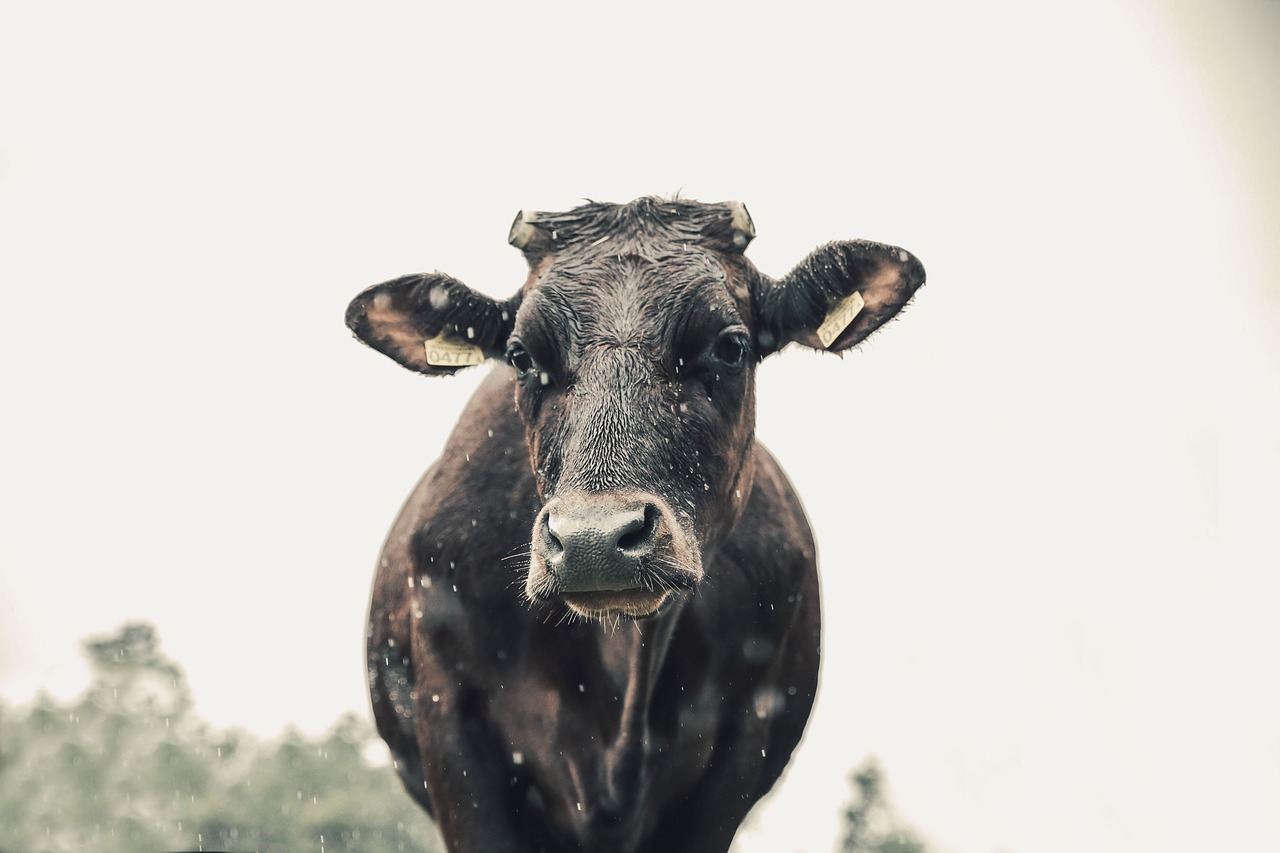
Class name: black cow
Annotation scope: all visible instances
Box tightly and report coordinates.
[346,197,924,853]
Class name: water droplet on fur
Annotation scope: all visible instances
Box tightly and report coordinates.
[753,686,786,719]
[428,285,449,310]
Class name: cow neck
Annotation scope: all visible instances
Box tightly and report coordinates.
[594,597,685,813]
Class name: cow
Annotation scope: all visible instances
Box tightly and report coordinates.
[345,197,925,853]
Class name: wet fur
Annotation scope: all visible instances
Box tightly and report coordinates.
[351,197,925,853]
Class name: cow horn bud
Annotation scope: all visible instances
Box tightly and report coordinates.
[727,201,755,249]
[508,210,540,250]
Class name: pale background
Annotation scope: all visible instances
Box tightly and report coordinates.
[2,2,1277,852]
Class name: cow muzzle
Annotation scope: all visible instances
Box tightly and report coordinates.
[526,491,701,619]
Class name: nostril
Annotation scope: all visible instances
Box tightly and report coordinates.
[616,504,658,555]
[542,513,564,557]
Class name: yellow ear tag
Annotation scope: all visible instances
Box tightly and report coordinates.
[423,330,484,367]
[816,291,866,348]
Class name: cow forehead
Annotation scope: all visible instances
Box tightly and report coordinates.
[519,197,747,256]
[519,252,746,348]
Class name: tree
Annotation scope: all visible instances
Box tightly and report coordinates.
[0,622,442,853]
[838,758,930,853]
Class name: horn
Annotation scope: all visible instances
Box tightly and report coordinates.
[727,201,755,249]
[508,210,540,250]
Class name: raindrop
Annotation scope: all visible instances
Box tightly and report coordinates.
[753,685,786,719]
[539,371,550,386]
[578,684,585,693]
[428,285,449,310]
[487,429,494,438]
[512,751,524,765]
[432,694,440,702]
[742,635,775,664]
[466,326,476,339]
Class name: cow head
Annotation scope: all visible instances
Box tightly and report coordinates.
[347,198,924,621]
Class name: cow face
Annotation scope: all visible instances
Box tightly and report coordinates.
[347,198,924,621]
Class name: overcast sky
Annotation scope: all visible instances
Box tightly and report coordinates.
[2,2,1278,852]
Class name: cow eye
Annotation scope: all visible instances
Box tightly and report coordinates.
[710,331,750,370]
[505,342,536,377]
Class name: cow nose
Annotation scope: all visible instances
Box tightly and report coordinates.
[539,498,659,592]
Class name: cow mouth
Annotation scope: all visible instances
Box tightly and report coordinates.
[561,589,671,620]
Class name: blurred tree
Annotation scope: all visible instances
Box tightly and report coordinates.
[0,622,441,853]
[838,758,930,853]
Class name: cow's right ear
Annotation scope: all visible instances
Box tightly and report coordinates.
[346,273,520,376]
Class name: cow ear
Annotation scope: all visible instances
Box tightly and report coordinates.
[346,273,520,376]
[755,241,925,356]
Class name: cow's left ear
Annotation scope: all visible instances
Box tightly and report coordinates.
[755,241,925,356]
[346,273,520,376]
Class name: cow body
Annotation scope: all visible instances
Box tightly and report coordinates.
[348,198,924,853]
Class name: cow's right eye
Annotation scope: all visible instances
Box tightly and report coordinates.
[506,343,536,377]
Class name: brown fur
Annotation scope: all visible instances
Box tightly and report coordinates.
[347,198,925,852]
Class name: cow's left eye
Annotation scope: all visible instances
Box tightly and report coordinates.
[710,331,750,370]
[506,342,536,377]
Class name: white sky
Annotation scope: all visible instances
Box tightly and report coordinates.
[2,2,1278,852]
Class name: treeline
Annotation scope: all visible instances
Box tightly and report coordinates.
[0,623,928,853]
[0,623,440,853]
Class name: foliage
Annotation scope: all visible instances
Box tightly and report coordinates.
[0,622,441,853]
[838,758,930,853]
